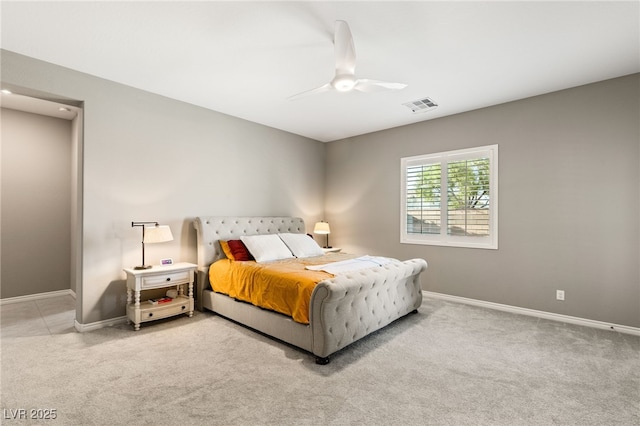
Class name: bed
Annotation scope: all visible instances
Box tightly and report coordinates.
[194,216,428,364]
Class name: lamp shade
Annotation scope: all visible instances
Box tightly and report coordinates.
[314,222,331,234]
[144,225,173,243]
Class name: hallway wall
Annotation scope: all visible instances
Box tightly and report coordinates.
[1,107,72,298]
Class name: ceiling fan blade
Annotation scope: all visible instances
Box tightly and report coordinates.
[334,20,356,74]
[353,79,408,93]
[287,83,332,101]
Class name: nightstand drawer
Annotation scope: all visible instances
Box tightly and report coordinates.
[141,270,190,289]
[136,297,194,323]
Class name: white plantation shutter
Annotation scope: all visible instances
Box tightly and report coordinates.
[401,145,498,249]
[405,163,441,235]
[446,157,490,237]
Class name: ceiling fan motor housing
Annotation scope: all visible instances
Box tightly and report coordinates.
[332,74,356,92]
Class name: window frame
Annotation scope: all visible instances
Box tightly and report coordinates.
[401,144,498,249]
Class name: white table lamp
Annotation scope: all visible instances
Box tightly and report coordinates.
[314,221,331,248]
[131,221,173,269]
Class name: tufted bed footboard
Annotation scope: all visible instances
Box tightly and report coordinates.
[194,216,427,364]
[310,258,426,362]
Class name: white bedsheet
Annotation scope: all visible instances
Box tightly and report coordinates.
[305,255,393,274]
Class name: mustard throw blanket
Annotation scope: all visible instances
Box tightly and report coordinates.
[209,253,353,324]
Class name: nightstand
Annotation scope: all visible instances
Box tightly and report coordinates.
[322,247,342,253]
[123,262,197,330]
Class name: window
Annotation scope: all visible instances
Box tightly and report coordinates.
[401,145,498,249]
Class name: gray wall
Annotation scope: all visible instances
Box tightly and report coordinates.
[1,50,326,325]
[326,74,640,328]
[2,48,637,329]
[1,108,72,298]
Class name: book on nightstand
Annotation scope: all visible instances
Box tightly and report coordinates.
[148,297,173,305]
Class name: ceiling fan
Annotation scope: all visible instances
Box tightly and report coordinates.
[288,20,407,100]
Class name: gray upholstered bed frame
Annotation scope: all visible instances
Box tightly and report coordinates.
[193,216,427,364]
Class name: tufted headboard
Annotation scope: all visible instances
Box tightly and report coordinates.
[193,216,306,272]
[193,216,306,309]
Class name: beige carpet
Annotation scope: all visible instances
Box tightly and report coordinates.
[1,298,638,425]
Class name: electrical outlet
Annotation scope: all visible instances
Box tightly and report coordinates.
[556,290,565,301]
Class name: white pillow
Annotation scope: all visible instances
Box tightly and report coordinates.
[278,233,325,258]
[240,234,294,263]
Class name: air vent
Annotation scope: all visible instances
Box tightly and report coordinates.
[402,97,438,113]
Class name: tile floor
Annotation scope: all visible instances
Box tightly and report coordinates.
[1,294,76,338]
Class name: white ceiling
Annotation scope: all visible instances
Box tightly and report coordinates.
[1,1,638,142]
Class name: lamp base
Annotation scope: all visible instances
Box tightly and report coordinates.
[134,265,153,270]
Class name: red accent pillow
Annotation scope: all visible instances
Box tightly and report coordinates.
[227,239,254,261]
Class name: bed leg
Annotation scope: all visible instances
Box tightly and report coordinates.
[315,356,330,365]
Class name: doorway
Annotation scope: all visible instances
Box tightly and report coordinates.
[0,91,83,326]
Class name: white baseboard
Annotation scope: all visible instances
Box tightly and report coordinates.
[0,289,76,305]
[424,291,640,337]
[0,289,128,333]
[75,316,128,333]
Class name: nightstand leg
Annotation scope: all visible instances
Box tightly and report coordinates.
[126,289,133,324]
[188,281,194,317]
[133,290,141,330]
